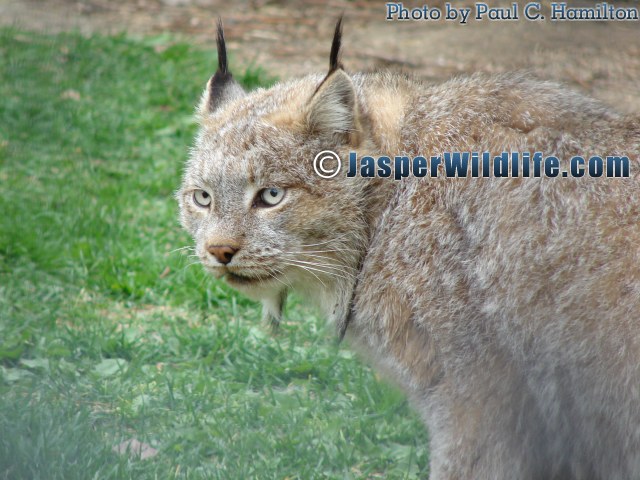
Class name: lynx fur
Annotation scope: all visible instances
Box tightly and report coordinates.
[177,19,640,479]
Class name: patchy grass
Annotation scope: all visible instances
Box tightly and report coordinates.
[0,29,429,479]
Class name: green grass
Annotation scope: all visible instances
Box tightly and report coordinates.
[0,29,429,479]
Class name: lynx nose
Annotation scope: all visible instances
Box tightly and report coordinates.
[207,245,239,265]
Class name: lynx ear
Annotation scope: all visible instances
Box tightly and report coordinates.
[306,18,360,144]
[306,70,358,138]
[199,18,246,116]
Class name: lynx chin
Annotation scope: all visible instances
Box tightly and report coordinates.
[177,18,640,479]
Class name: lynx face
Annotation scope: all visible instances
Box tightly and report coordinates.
[177,20,366,323]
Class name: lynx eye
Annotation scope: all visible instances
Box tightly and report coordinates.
[193,189,211,208]
[258,187,285,207]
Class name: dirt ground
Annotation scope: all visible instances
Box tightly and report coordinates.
[2,0,639,113]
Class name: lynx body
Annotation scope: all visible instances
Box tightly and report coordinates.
[177,20,640,479]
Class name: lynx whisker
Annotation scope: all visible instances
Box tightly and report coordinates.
[291,248,362,255]
[282,256,357,276]
[296,254,359,272]
[181,260,202,273]
[284,259,354,283]
[269,267,294,290]
[298,234,352,248]
[169,245,195,255]
[280,261,328,288]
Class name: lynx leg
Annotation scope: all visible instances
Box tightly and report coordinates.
[422,359,556,480]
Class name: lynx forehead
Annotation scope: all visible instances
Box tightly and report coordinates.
[178,17,640,479]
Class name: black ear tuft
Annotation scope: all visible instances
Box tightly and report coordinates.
[329,16,344,73]
[202,18,246,114]
[216,17,229,76]
[209,17,233,110]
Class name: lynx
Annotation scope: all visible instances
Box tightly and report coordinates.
[177,18,640,479]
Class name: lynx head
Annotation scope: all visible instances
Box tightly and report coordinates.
[177,18,372,329]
